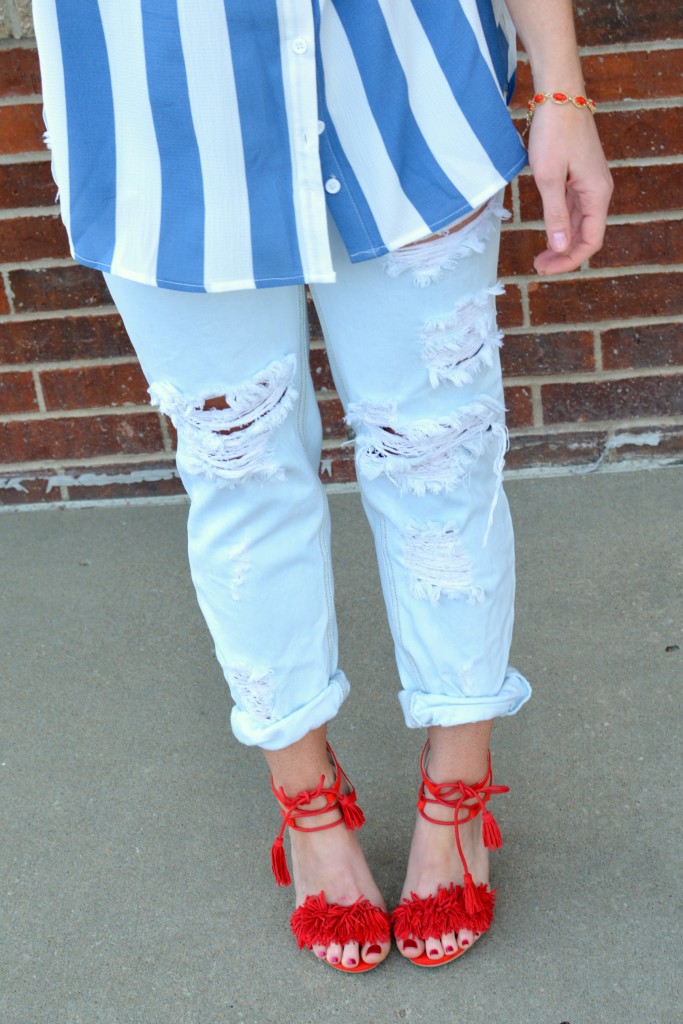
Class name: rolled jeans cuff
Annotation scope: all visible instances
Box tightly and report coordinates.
[230,670,351,750]
[399,666,531,729]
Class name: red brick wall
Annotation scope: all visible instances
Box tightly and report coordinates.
[1,3,681,505]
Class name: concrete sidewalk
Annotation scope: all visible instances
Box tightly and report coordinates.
[2,469,682,1024]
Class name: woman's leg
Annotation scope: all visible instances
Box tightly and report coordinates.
[104,274,389,967]
[311,200,531,959]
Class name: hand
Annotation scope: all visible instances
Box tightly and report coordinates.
[528,103,613,275]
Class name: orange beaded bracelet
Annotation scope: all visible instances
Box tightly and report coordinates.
[525,91,597,132]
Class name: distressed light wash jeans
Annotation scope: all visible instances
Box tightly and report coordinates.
[105,201,531,750]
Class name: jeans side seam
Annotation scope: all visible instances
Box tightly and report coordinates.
[375,509,427,693]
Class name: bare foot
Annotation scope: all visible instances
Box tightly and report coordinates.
[287,795,391,969]
[396,805,487,962]
[395,722,495,962]
[267,729,390,970]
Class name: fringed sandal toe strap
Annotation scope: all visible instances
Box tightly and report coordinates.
[270,744,390,973]
[391,742,508,968]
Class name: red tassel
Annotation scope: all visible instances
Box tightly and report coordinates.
[463,872,486,917]
[339,792,365,831]
[482,809,503,850]
[271,836,291,887]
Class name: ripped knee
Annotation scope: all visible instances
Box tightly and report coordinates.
[149,354,298,486]
[346,397,507,542]
[346,397,506,495]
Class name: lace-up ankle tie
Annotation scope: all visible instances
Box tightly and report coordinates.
[270,744,365,887]
[417,744,508,919]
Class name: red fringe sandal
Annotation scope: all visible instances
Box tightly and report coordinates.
[391,742,509,968]
[270,744,390,973]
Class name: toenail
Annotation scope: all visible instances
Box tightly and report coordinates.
[367,945,382,955]
[461,939,469,946]
[317,950,326,958]
[330,956,339,964]
[347,958,357,966]
[445,945,455,953]
[403,939,418,950]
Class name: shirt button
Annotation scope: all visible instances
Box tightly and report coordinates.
[292,37,308,54]
[324,177,341,195]
[317,120,326,135]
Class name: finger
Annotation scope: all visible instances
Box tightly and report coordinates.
[536,177,572,255]
[534,207,608,275]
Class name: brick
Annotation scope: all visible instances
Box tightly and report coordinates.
[602,323,683,370]
[0,159,57,209]
[512,49,683,108]
[589,219,682,270]
[541,374,683,424]
[309,346,334,391]
[9,264,112,313]
[528,272,683,326]
[319,395,346,439]
[0,103,45,154]
[40,362,149,411]
[573,0,682,46]
[0,47,41,96]
[0,369,37,413]
[319,445,356,485]
[502,331,595,376]
[0,276,9,314]
[307,296,324,343]
[0,213,69,262]
[597,107,682,162]
[497,283,524,328]
[0,412,164,462]
[499,228,544,276]
[0,313,134,365]
[504,385,534,428]
[506,429,607,470]
[605,424,683,464]
[0,471,61,506]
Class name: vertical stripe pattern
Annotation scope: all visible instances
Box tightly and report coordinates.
[36,0,527,292]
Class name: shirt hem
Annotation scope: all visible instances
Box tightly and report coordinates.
[347,151,528,263]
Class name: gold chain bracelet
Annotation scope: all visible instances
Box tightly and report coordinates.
[525,92,597,133]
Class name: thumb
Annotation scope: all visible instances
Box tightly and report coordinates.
[540,182,571,253]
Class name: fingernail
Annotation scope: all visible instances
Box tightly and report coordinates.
[551,231,567,250]
[367,944,382,955]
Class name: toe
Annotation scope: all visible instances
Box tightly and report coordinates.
[398,935,425,960]
[312,943,327,959]
[425,936,444,961]
[457,927,475,950]
[326,941,343,966]
[361,939,389,966]
[341,941,360,969]
[441,930,458,957]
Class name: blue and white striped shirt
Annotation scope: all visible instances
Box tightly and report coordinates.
[33,0,527,293]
